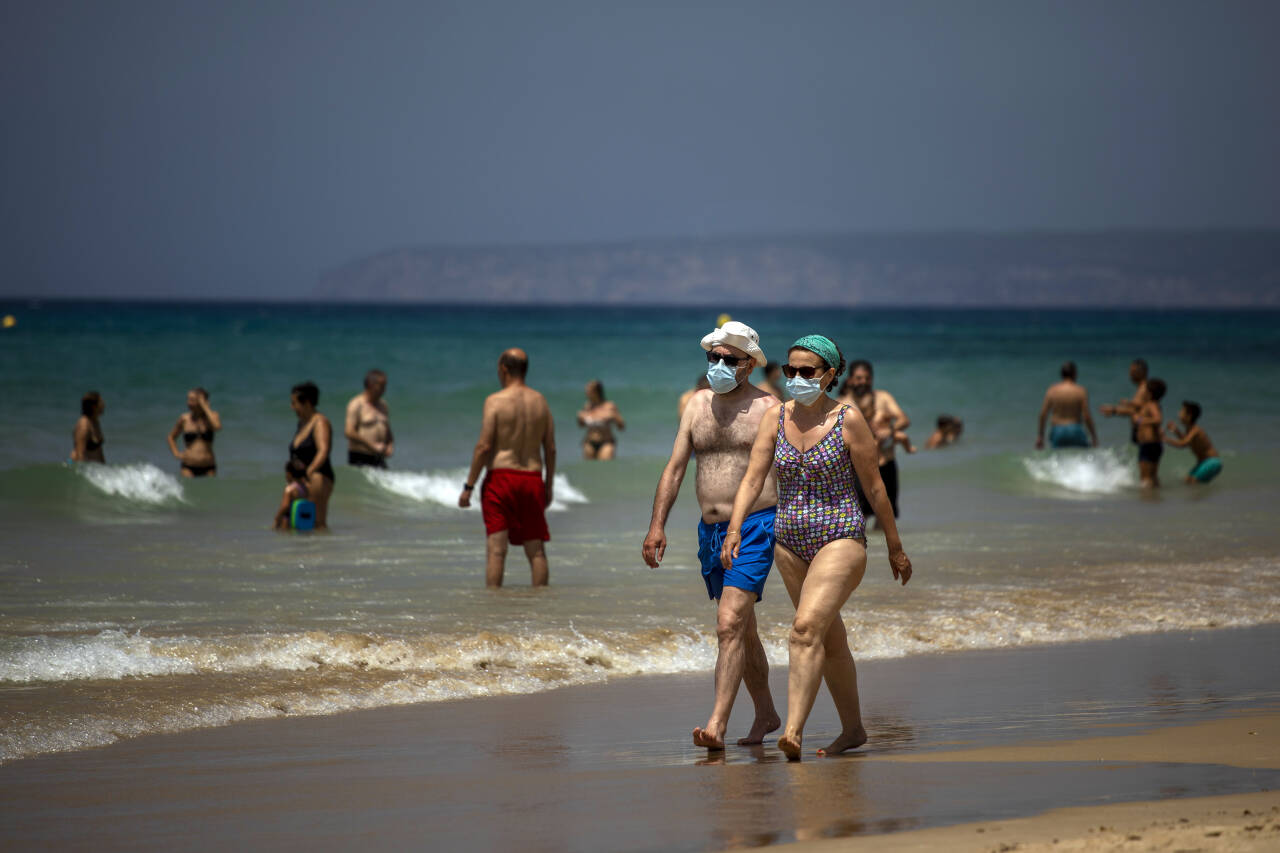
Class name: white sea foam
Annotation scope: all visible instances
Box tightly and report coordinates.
[4,555,1278,762]
[1021,448,1137,495]
[75,462,185,505]
[362,468,587,512]
[0,623,711,685]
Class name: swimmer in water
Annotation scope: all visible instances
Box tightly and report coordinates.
[924,414,963,449]
[1132,377,1167,489]
[577,380,625,460]
[288,382,335,530]
[345,369,393,468]
[838,361,911,520]
[273,458,311,530]
[70,391,106,463]
[1164,400,1222,484]
[167,388,222,477]
[1036,361,1097,449]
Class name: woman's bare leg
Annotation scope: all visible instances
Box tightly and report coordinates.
[778,539,866,759]
[310,474,333,530]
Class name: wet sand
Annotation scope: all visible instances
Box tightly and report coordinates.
[2,625,1278,852]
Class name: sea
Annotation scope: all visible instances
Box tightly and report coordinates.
[1,301,1279,763]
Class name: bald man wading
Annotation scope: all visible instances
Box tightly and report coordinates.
[459,348,557,587]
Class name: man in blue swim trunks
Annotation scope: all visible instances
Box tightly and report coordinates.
[1036,361,1098,449]
[643,321,782,751]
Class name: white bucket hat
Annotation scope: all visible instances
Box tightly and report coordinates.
[701,320,767,367]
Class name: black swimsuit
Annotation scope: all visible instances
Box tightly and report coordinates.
[183,429,215,446]
[180,421,216,476]
[291,424,335,482]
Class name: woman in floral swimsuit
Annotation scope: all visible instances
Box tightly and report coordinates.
[722,334,913,761]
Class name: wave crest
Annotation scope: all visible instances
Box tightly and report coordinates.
[75,463,185,505]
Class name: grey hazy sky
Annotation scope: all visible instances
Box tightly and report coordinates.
[3,0,1278,298]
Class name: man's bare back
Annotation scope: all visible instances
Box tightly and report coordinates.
[1043,381,1089,425]
[485,385,553,473]
[685,387,779,522]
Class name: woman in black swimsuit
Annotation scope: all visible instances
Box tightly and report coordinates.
[576,380,625,460]
[289,381,335,530]
[167,388,222,477]
[71,391,106,463]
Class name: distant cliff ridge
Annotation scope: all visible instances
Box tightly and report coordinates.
[315,231,1280,306]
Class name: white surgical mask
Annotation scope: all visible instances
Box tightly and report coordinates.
[706,359,742,394]
[786,375,826,406]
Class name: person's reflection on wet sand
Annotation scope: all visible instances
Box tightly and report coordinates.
[696,745,786,849]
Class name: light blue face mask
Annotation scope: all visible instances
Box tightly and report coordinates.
[786,375,826,406]
[706,359,743,394]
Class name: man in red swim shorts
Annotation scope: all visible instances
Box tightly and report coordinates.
[458,348,557,587]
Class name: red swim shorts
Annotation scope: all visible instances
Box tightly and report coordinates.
[481,468,550,544]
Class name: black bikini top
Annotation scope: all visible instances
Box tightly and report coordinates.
[183,429,215,445]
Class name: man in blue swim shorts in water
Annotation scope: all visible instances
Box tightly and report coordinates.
[1037,361,1098,449]
[643,321,782,751]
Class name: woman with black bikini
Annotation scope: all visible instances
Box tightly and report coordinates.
[288,381,334,530]
[167,388,222,477]
[70,391,106,463]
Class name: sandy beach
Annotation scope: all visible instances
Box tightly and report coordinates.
[3,625,1277,852]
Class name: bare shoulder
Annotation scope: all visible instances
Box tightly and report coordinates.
[876,389,902,409]
[525,386,551,411]
[346,393,363,411]
[747,383,779,408]
[684,387,714,417]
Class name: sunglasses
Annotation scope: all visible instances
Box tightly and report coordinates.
[706,351,749,367]
[781,364,829,379]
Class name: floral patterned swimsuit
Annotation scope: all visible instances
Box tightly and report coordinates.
[774,404,866,561]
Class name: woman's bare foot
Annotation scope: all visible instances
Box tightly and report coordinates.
[736,711,781,746]
[778,731,802,761]
[692,726,725,750]
[817,726,868,756]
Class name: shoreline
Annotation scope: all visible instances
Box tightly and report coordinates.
[2,625,1278,850]
[785,788,1280,852]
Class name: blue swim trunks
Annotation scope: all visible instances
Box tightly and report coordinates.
[1189,457,1223,483]
[1049,423,1090,448]
[697,506,776,602]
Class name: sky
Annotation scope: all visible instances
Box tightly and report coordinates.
[2,0,1279,299]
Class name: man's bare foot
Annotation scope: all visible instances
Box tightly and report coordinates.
[778,732,802,761]
[692,726,725,750]
[817,727,868,756]
[736,711,781,746]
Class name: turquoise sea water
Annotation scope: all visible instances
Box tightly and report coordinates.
[2,301,1279,761]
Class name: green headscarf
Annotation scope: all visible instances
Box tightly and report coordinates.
[791,335,840,371]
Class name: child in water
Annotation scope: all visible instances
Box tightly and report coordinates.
[273,459,311,530]
[925,414,963,449]
[1164,400,1222,484]
[1132,377,1167,488]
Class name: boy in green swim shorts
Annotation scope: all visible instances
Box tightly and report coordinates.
[1164,400,1222,484]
